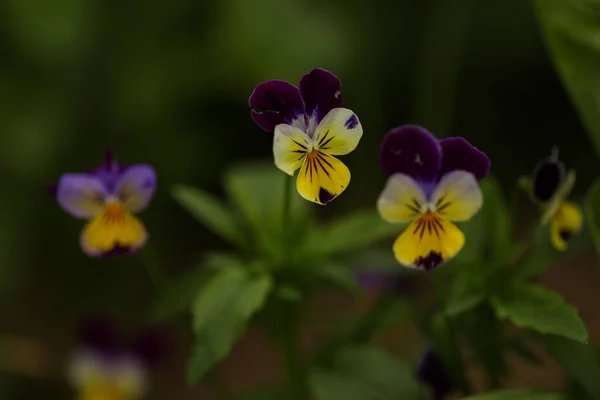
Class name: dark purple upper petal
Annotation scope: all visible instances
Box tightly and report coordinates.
[379,125,442,182]
[532,151,564,202]
[299,68,343,125]
[416,349,454,400]
[438,138,490,181]
[77,316,123,357]
[90,151,129,194]
[249,80,306,132]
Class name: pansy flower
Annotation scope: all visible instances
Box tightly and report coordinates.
[51,152,156,257]
[67,317,169,400]
[377,125,490,270]
[249,68,363,205]
[528,148,582,251]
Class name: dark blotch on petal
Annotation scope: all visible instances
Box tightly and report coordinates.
[379,125,442,182]
[560,229,573,243]
[318,187,335,204]
[101,245,138,258]
[249,80,306,132]
[532,156,565,202]
[417,349,454,400]
[299,68,343,124]
[344,114,359,130]
[414,251,443,271]
[438,137,490,181]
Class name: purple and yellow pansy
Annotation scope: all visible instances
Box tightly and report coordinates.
[377,125,490,270]
[67,317,169,400]
[530,148,582,251]
[249,68,363,205]
[51,152,156,257]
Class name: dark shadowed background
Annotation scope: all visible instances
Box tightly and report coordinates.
[1,0,599,398]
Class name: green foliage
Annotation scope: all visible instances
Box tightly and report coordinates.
[462,389,564,400]
[171,184,247,248]
[149,252,240,322]
[491,283,587,343]
[445,277,486,316]
[536,0,600,158]
[187,266,273,383]
[304,210,400,260]
[536,334,600,399]
[308,346,422,400]
[585,177,600,262]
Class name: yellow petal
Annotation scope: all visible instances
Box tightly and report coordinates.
[393,214,464,270]
[80,203,147,256]
[377,173,427,224]
[77,384,127,400]
[550,201,583,251]
[296,151,350,205]
[433,171,483,221]
[313,108,363,155]
[273,123,311,175]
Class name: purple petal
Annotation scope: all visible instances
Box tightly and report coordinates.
[438,138,490,181]
[299,68,343,125]
[416,349,454,400]
[116,165,157,212]
[77,316,123,356]
[379,125,442,182]
[57,174,107,219]
[90,151,128,193]
[131,327,172,368]
[249,80,306,132]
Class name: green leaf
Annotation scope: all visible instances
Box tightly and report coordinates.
[585,178,600,262]
[536,0,600,158]
[187,267,273,383]
[462,389,564,400]
[308,346,422,400]
[445,278,486,316]
[224,161,311,261]
[149,252,240,322]
[305,210,399,259]
[274,283,303,302]
[234,387,288,399]
[309,262,360,293]
[515,227,559,280]
[491,283,588,343]
[481,176,514,263]
[172,184,245,247]
[536,333,600,399]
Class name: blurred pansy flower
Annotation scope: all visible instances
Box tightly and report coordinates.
[416,348,454,400]
[528,148,582,251]
[377,125,490,270]
[51,151,156,257]
[249,68,363,205]
[67,317,169,400]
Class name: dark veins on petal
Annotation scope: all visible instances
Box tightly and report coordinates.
[344,114,359,129]
[249,80,306,132]
[437,137,490,181]
[379,125,442,182]
[532,154,565,202]
[299,68,343,125]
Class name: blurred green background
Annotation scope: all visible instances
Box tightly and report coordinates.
[1,0,599,398]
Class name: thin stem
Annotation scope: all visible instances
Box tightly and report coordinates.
[282,174,293,254]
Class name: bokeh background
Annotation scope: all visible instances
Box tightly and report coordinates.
[1,0,599,398]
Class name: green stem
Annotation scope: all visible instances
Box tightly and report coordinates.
[350,294,397,344]
[282,174,293,254]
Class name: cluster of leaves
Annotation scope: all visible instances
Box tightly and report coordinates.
[150,161,424,398]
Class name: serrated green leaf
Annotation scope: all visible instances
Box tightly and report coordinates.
[224,161,311,261]
[536,333,600,399]
[187,267,273,383]
[149,252,240,322]
[172,184,246,247]
[308,346,422,400]
[305,210,399,259]
[536,0,600,158]
[491,283,587,343]
[462,389,564,400]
